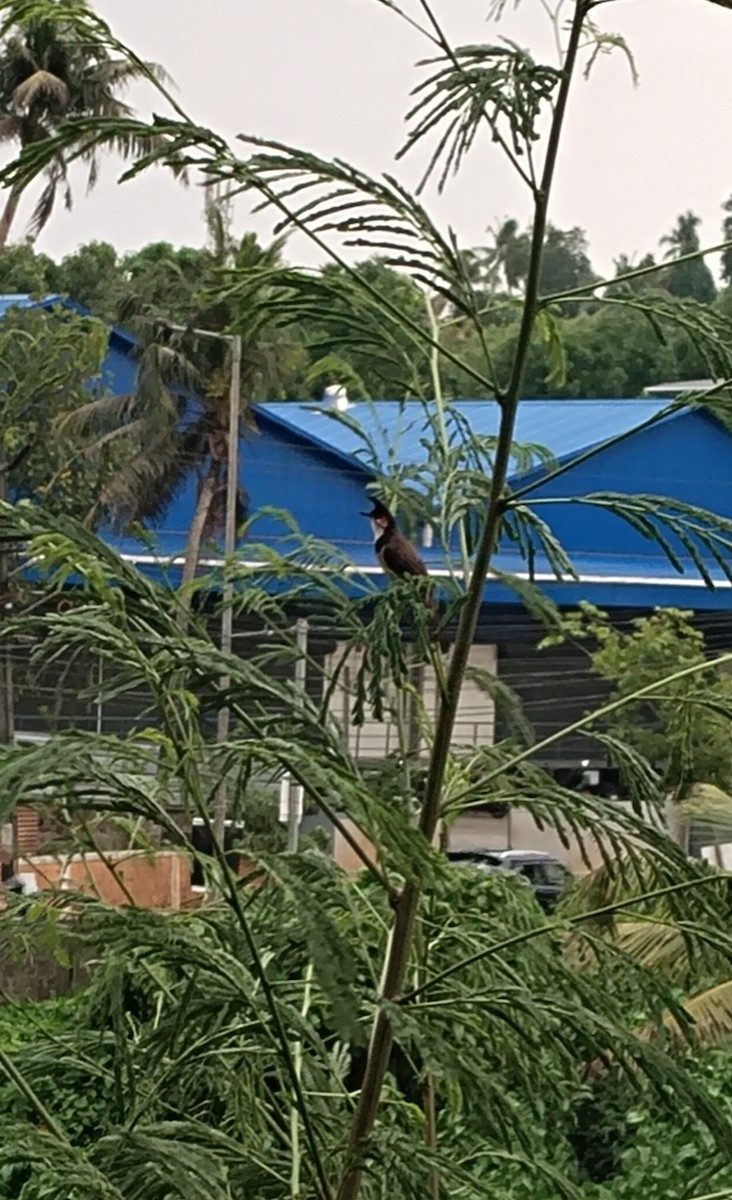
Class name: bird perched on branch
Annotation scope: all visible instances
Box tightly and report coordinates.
[361,499,449,652]
[362,499,428,578]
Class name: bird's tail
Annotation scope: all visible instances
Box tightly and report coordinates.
[426,586,450,655]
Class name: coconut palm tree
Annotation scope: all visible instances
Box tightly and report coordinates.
[660,210,717,302]
[70,228,299,631]
[562,806,732,1051]
[661,211,703,261]
[0,2,171,247]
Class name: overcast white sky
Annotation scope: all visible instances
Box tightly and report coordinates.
[8,0,732,280]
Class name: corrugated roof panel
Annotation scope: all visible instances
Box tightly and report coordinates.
[105,536,732,613]
[0,292,63,318]
[0,294,38,317]
[258,398,677,476]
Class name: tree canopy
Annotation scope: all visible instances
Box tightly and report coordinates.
[0,2,174,247]
[0,302,115,520]
[2,207,732,403]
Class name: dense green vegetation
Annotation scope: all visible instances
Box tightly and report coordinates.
[4,204,732,401]
[2,0,732,1198]
[4,832,732,1200]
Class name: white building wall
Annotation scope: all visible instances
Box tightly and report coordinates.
[323,642,497,759]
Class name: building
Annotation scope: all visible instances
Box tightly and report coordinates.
[8,294,732,765]
[5,295,732,868]
[242,397,732,758]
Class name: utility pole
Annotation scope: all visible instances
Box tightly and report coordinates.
[214,333,242,846]
[279,619,309,853]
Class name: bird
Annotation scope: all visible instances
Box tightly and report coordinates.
[361,499,429,579]
[361,499,449,652]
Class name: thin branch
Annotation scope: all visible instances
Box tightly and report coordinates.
[402,873,732,1003]
[217,675,397,897]
[280,756,398,900]
[508,380,732,504]
[333,7,590,1199]
[157,696,334,1200]
[539,238,732,306]
[231,165,499,395]
[0,1044,69,1143]
[416,0,535,189]
[449,648,732,811]
[77,814,138,907]
[370,0,438,45]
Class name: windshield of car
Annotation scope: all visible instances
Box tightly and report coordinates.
[446,852,502,874]
[517,861,568,887]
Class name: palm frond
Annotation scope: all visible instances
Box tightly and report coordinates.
[27,159,63,235]
[594,917,732,988]
[400,42,560,191]
[83,57,174,92]
[672,979,732,1046]
[11,67,69,110]
[682,783,732,833]
[526,492,732,589]
[239,135,469,302]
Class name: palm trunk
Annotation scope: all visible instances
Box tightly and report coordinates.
[176,467,218,635]
[665,792,689,853]
[0,186,23,251]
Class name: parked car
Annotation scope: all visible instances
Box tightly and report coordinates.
[446,848,571,911]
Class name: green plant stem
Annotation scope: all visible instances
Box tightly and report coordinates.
[333,7,589,1199]
[0,455,13,747]
[220,691,396,896]
[0,1044,69,1142]
[425,294,472,583]
[158,694,333,1200]
[423,1070,440,1200]
[415,0,533,187]
[77,814,138,906]
[415,903,441,1200]
[243,171,498,394]
[291,961,315,1200]
[507,399,682,503]
[540,237,732,305]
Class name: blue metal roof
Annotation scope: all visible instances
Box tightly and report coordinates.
[0,293,41,317]
[3,292,729,614]
[0,293,140,353]
[107,541,732,615]
[258,398,680,478]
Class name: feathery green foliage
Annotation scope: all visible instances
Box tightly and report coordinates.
[2,2,732,1200]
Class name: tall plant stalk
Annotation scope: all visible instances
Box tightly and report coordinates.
[334,4,590,1195]
[4,5,732,1198]
[291,961,315,1200]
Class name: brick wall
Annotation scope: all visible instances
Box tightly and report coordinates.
[22,850,196,909]
[15,848,257,909]
[15,806,40,855]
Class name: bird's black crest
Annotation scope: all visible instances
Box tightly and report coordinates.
[360,498,392,521]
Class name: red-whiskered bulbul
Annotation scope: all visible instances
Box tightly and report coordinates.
[361,500,449,652]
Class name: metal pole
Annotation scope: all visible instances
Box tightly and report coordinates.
[95,653,103,736]
[0,458,13,748]
[214,333,242,845]
[287,618,309,852]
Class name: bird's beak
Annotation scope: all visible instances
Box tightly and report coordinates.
[360,510,372,517]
